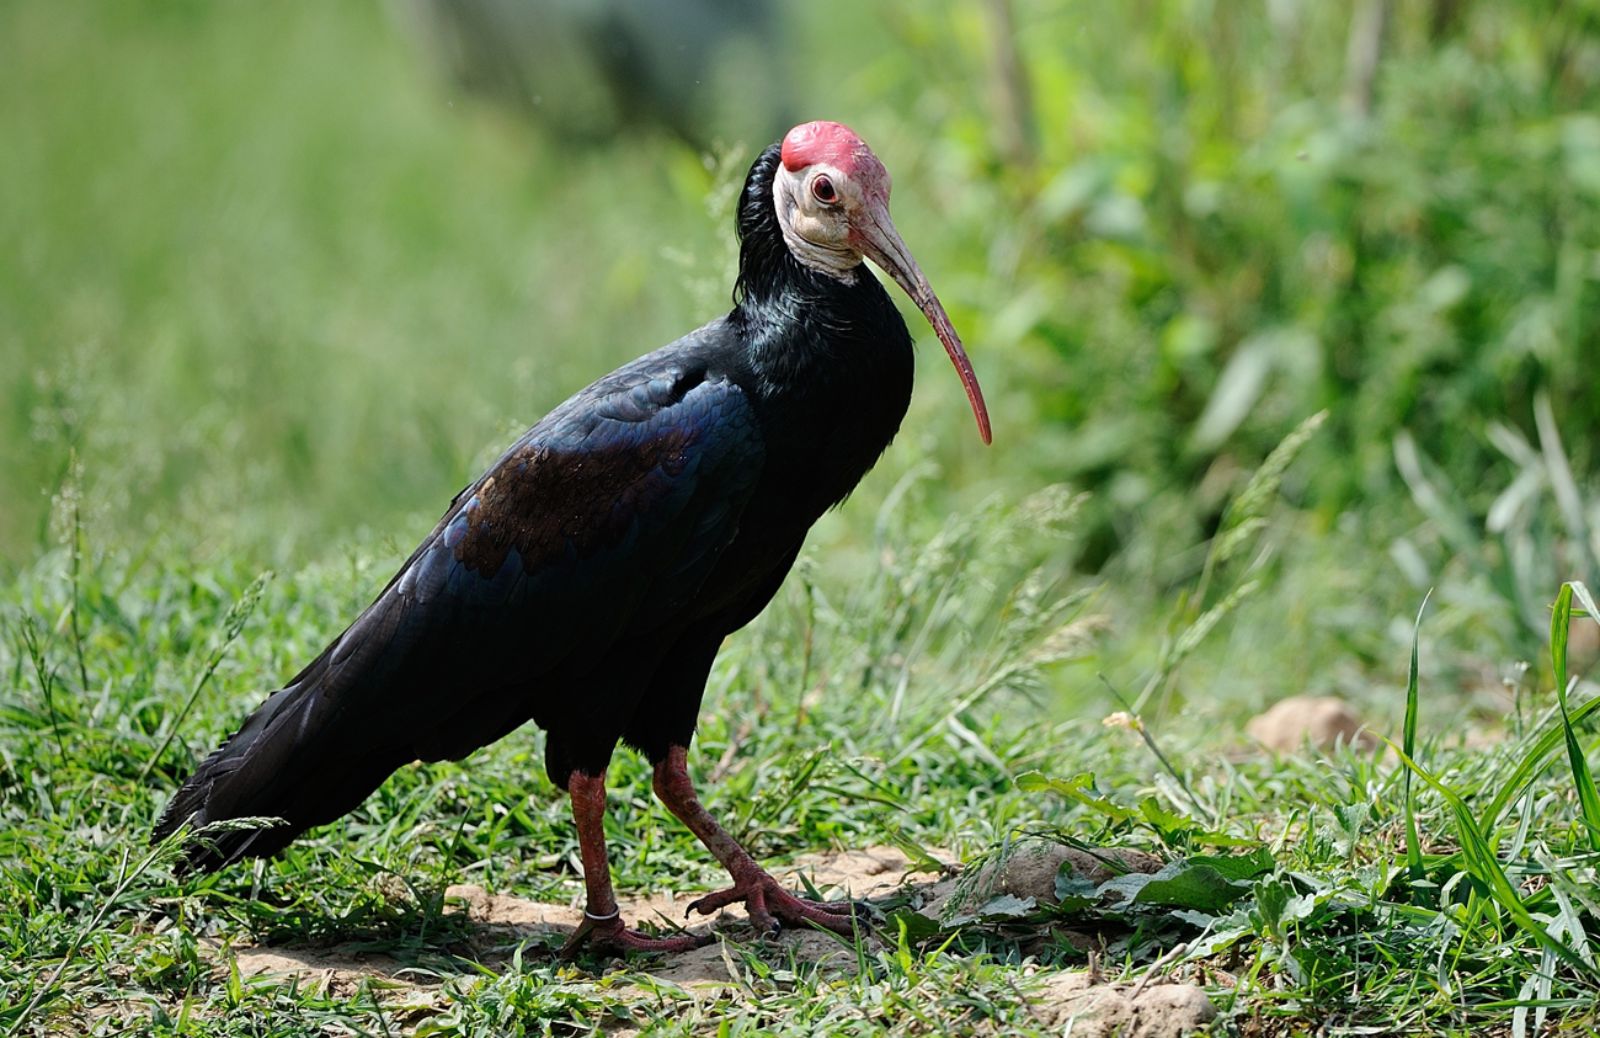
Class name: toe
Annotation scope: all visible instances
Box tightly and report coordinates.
[562,914,710,958]
[802,897,862,916]
[745,884,782,937]
[686,886,745,917]
[682,871,873,938]
[765,887,867,935]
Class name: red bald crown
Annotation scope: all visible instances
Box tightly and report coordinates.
[781,121,865,172]
[780,121,890,198]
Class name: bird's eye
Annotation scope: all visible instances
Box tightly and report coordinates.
[811,174,838,204]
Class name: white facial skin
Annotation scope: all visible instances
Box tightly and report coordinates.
[769,132,994,443]
[772,162,873,282]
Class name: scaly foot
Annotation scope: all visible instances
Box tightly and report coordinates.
[686,870,864,937]
[560,911,712,959]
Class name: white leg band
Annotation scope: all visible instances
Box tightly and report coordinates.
[585,907,621,922]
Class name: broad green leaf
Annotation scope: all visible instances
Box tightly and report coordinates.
[944,893,1039,929]
[1098,860,1254,913]
[1016,771,1136,824]
[885,908,946,941]
[1250,876,1293,940]
[1184,847,1276,881]
[1053,872,1101,909]
[1138,796,1198,838]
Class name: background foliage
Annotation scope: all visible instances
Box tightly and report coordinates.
[6,1,1599,675]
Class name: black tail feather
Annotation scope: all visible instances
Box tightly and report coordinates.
[151,663,410,873]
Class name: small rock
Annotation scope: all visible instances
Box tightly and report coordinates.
[942,840,1161,916]
[1246,695,1375,753]
[1024,971,1216,1037]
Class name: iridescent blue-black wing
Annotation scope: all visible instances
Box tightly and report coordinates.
[155,352,764,868]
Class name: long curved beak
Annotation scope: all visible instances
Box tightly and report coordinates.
[853,201,992,445]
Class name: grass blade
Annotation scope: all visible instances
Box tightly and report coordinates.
[15,613,69,766]
[1552,583,1600,852]
[1568,580,1600,633]
[1387,739,1599,981]
[1403,591,1431,884]
[1481,693,1600,832]
[139,572,271,782]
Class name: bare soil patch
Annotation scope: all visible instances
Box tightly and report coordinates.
[216,845,1216,1036]
[221,846,944,995]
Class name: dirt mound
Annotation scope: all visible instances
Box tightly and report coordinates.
[1246,694,1375,752]
[1007,970,1216,1037]
[944,840,1162,915]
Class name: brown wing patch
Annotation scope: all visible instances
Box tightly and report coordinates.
[454,431,698,575]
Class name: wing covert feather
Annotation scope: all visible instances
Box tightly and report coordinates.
[293,366,763,741]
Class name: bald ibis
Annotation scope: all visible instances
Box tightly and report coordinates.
[153,121,990,953]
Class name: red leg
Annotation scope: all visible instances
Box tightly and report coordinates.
[652,746,863,937]
[561,769,711,957]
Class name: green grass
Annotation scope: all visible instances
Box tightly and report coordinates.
[4,460,1600,1035]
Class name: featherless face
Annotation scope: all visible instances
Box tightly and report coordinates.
[773,120,992,444]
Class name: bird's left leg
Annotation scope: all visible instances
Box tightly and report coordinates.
[652,745,862,936]
[561,768,711,957]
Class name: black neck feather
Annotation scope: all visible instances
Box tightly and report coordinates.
[732,144,812,310]
[729,144,912,386]
[723,143,915,490]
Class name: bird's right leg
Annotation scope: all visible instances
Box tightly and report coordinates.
[651,746,862,937]
[561,769,711,957]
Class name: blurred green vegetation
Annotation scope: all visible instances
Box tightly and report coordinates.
[3,0,1600,690]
